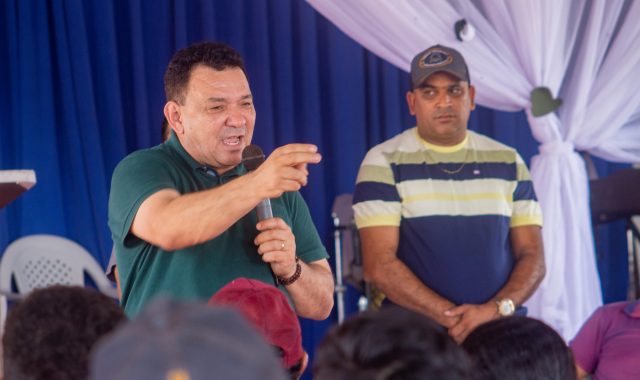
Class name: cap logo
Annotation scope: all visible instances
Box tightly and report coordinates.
[419,49,453,69]
[166,369,190,380]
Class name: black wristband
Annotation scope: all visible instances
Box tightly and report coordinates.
[277,257,301,286]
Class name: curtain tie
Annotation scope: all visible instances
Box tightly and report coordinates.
[538,140,575,156]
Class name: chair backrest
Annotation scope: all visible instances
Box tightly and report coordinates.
[332,193,364,292]
[0,234,113,294]
[590,168,640,225]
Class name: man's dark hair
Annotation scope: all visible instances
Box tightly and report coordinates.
[2,285,126,380]
[313,307,471,380]
[164,41,247,104]
[462,316,576,380]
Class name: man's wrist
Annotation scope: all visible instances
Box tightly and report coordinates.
[242,171,270,205]
[277,257,301,286]
[495,298,516,317]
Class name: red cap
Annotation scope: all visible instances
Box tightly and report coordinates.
[209,278,303,368]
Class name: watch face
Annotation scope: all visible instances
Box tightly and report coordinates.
[498,299,515,316]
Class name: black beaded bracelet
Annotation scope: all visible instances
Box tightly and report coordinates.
[277,257,301,286]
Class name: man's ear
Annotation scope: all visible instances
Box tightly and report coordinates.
[406,91,417,116]
[164,101,183,134]
[468,85,476,111]
[298,352,309,380]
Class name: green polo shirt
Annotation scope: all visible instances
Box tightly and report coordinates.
[108,135,328,316]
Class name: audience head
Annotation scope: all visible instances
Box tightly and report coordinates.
[209,278,306,379]
[462,316,576,380]
[164,41,247,104]
[90,297,286,380]
[2,285,125,380]
[313,307,471,380]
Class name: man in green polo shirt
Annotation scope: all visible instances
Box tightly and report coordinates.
[108,42,334,319]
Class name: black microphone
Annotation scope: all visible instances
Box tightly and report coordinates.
[242,144,273,221]
[242,144,280,287]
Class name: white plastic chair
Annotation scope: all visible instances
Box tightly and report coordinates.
[0,234,117,298]
[0,234,118,376]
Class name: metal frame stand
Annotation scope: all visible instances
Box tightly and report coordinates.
[333,216,346,324]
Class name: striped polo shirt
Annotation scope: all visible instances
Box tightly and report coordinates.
[353,128,542,305]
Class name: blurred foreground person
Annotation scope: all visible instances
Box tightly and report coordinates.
[2,286,125,380]
[570,299,640,379]
[90,297,286,380]
[313,307,470,380]
[462,316,575,380]
[210,277,307,379]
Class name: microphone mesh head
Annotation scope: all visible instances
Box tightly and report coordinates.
[242,145,265,171]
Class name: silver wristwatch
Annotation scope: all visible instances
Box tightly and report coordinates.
[496,298,515,317]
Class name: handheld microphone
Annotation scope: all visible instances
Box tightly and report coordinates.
[242,144,280,287]
[241,144,273,221]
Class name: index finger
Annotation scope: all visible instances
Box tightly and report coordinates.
[277,143,318,154]
[270,144,322,166]
[271,151,321,167]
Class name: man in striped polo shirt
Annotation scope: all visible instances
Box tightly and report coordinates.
[352,45,545,343]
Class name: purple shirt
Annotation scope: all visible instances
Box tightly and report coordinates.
[570,300,640,380]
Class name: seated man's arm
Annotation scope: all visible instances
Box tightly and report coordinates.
[448,225,545,342]
[359,226,460,328]
[130,144,321,250]
[570,304,604,379]
[575,364,589,379]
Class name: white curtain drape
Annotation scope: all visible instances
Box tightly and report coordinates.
[307,0,640,340]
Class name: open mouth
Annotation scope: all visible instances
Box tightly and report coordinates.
[222,136,243,146]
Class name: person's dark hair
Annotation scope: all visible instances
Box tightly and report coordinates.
[2,285,126,380]
[164,41,247,104]
[462,316,576,380]
[313,307,470,380]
